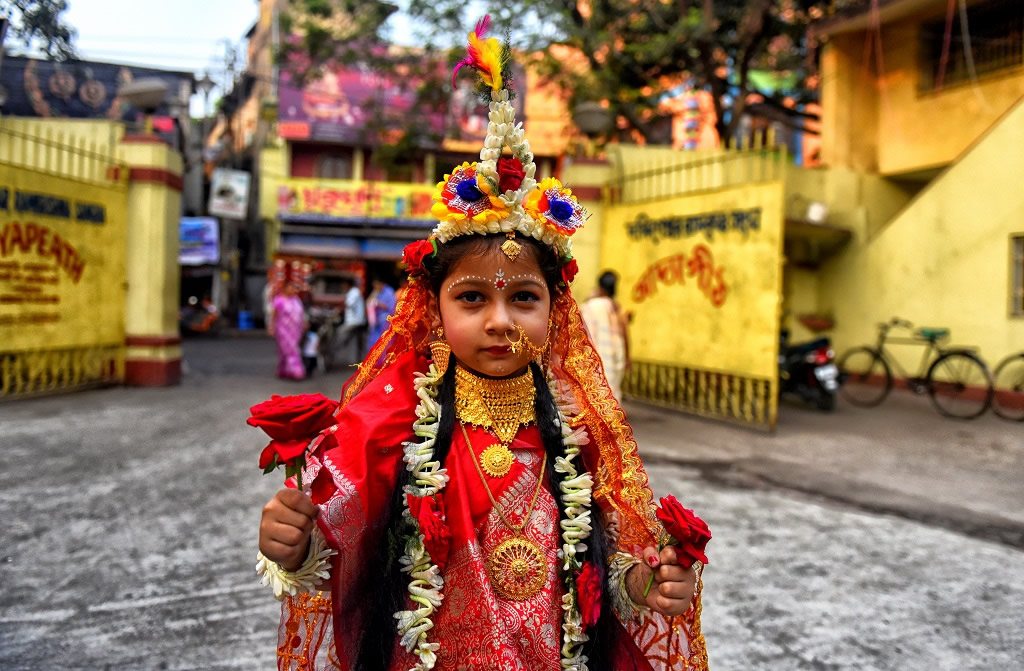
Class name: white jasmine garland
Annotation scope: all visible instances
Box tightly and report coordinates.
[256,526,335,600]
[390,365,595,671]
[394,363,449,671]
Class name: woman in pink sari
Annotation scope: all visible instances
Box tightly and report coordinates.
[270,280,307,380]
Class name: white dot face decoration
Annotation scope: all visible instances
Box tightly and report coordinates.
[446,271,547,293]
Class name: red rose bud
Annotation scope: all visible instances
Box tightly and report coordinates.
[402,239,436,274]
[561,258,579,285]
[575,561,602,629]
[247,394,339,441]
[497,156,525,193]
[406,494,452,572]
[655,495,711,567]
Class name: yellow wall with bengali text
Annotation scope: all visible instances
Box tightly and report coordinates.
[601,182,784,380]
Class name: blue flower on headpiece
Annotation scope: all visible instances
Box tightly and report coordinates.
[456,179,484,202]
[549,198,574,221]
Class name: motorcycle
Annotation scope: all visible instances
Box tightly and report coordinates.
[307,304,342,371]
[179,296,223,337]
[778,328,843,411]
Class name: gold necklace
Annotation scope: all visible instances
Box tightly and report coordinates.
[460,422,548,601]
[454,365,535,478]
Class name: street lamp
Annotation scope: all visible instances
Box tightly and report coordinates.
[118,77,170,134]
[195,72,215,118]
[572,101,613,137]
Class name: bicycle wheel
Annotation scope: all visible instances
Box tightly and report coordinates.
[838,347,891,407]
[992,353,1024,421]
[926,351,993,419]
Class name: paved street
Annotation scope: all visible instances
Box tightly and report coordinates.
[1,336,1022,670]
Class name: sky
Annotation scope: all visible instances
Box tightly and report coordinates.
[63,0,260,116]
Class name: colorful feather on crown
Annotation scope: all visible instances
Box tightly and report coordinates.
[451,16,506,92]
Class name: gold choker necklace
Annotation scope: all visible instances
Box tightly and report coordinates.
[454,365,536,478]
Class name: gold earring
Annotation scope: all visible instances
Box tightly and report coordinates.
[430,326,451,374]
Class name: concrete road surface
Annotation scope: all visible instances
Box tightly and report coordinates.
[0,336,1021,670]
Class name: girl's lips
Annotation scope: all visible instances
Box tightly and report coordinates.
[485,346,512,355]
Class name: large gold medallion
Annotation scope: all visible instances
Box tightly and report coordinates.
[480,443,515,478]
[488,536,547,600]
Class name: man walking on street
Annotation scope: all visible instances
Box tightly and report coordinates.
[334,276,366,367]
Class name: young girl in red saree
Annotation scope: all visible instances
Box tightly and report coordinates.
[253,18,710,671]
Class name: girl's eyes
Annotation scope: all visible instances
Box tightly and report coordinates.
[453,290,540,304]
[512,291,540,303]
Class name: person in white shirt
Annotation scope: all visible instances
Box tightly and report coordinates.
[334,277,367,366]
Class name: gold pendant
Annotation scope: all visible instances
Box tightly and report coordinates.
[488,536,547,600]
[501,236,522,262]
[480,443,515,478]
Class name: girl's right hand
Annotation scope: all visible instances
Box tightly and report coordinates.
[259,488,319,570]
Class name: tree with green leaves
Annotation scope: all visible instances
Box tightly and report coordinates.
[276,0,862,147]
[1,0,76,61]
[406,0,863,143]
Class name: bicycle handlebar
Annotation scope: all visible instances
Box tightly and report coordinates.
[890,317,914,329]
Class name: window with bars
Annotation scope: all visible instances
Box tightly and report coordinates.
[919,0,1024,92]
[1013,236,1024,316]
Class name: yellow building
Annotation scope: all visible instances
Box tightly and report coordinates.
[784,0,1024,379]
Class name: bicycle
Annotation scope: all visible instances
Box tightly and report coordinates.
[837,317,993,419]
[992,351,1024,422]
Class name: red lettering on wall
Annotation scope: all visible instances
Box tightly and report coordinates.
[0,221,86,283]
[632,244,727,307]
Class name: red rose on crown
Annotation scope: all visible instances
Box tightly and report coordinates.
[406,494,453,572]
[561,258,579,285]
[403,239,436,276]
[497,156,525,193]
[575,560,602,629]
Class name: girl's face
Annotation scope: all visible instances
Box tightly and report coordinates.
[430,247,552,378]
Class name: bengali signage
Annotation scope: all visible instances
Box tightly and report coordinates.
[277,179,436,221]
[604,185,783,380]
[0,166,127,350]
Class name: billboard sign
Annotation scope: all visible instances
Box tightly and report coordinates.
[179,217,220,266]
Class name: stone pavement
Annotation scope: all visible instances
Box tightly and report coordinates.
[0,336,1021,670]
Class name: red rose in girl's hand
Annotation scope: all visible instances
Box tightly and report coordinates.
[655,495,711,567]
[497,156,525,193]
[407,494,452,572]
[561,258,579,285]
[403,239,436,275]
[575,561,602,629]
[247,394,339,441]
[258,438,309,470]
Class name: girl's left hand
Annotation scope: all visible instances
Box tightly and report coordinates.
[634,545,698,617]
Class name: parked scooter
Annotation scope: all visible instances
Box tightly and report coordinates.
[778,329,842,410]
[179,296,222,337]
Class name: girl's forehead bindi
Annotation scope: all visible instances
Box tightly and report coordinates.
[444,253,546,292]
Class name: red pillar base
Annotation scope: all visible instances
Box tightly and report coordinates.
[125,358,182,386]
